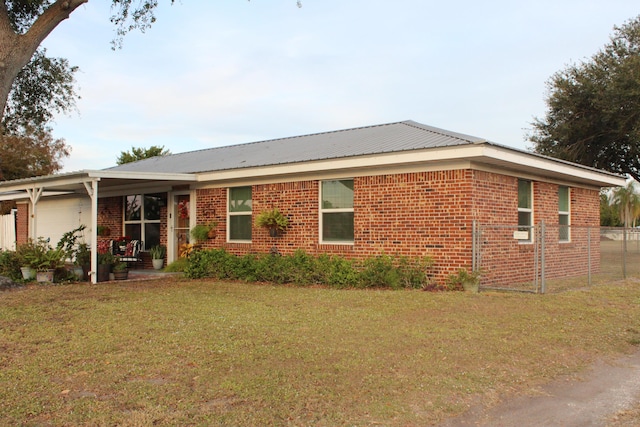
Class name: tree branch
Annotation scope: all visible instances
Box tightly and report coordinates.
[24,0,88,53]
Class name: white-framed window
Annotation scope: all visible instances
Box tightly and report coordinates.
[558,186,570,242]
[517,179,533,242]
[124,193,164,249]
[228,186,252,242]
[320,179,354,243]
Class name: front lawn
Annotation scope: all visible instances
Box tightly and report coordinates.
[1,278,639,426]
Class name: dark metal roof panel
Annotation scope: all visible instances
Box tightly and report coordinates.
[106,120,486,174]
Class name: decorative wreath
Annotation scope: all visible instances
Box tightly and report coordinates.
[178,199,189,219]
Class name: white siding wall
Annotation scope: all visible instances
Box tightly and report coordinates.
[35,197,93,247]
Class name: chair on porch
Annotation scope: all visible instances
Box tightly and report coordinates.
[111,239,143,269]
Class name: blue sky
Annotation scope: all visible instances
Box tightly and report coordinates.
[41,1,640,172]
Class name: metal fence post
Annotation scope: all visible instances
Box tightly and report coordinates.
[540,221,546,294]
[472,220,476,272]
[623,227,627,279]
[587,226,591,286]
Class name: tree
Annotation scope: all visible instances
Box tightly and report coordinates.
[530,16,640,181]
[600,191,622,227]
[117,145,171,165]
[0,1,301,125]
[0,0,176,124]
[2,48,79,134]
[611,181,640,228]
[0,128,70,181]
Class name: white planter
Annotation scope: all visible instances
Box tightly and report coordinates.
[152,259,164,270]
[20,266,36,280]
[36,270,54,283]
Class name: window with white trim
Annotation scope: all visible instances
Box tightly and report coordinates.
[228,186,252,241]
[124,193,163,249]
[558,186,570,242]
[320,179,354,243]
[517,179,533,242]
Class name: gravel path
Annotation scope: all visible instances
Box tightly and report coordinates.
[438,349,640,427]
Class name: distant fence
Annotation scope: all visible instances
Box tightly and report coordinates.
[0,210,16,251]
[472,222,640,293]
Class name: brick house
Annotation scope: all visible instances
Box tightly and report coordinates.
[0,121,625,284]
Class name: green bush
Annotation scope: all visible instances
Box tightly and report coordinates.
[0,250,22,281]
[184,248,433,290]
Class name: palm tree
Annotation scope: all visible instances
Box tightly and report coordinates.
[611,181,640,228]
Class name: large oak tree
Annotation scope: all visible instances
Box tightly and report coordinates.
[530,15,640,181]
[0,1,178,123]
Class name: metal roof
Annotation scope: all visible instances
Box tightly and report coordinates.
[106,120,487,174]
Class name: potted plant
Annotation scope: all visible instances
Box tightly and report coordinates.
[15,240,40,280]
[112,257,129,280]
[446,268,481,293]
[97,225,111,237]
[150,244,166,270]
[190,221,218,242]
[35,248,65,283]
[255,208,289,237]
[75,243,91,281]
[56,225,87,280]
[97,240,114,282]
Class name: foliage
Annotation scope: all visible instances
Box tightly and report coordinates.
[0,128,70,181]
[97,240,115,265]
[600,191,622,227]
[255,208,290,233]
[16,237,65,272]
[190,223,215,242]
[184,248,433,289]
[116,145,171,165]
[56,224,87,264]
[149,244,166,259]
[163,257,188,273]
[190,225,208,242]
[0,1,302,130]
[611,181,640,228]
[112,257,128,272]
[530,16,640,181]
[445,268,482,292]
[0,250,23,281]
[2,48,79,134]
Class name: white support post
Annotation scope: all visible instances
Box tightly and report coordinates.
[84,180,99,284]
[25,186,43,240]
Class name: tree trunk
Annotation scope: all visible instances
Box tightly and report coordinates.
[0,0,87,122]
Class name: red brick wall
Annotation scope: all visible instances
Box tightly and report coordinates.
[471,171,601,287]
[16,203,29,245]
[193,169,600,286]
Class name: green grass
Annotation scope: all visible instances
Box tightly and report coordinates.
[1,278,640,426]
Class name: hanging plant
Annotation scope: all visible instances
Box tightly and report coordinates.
[255,208,289,237]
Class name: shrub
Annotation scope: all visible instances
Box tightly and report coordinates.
[0,250,22,281]
[184,248,433,290]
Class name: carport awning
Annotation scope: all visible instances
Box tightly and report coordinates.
[0,170,197,200]
[0,170,197,284]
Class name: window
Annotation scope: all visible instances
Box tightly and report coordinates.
[124,193,163,249]
[558,186,570,242]
[228,186,252,241]
[517,180,533,242]
[321,179,354,243]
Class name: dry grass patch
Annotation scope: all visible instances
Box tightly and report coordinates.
[1,279,639,426]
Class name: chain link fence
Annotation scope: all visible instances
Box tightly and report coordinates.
[473,222,640,293]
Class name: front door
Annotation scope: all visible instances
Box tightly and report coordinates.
[173,194,191,260]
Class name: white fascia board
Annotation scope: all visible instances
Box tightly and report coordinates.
[194,143,624,188]
[480,145,626,187]
[88,170,197,181]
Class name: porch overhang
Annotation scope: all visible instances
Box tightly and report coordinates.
[0,170,197,284]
